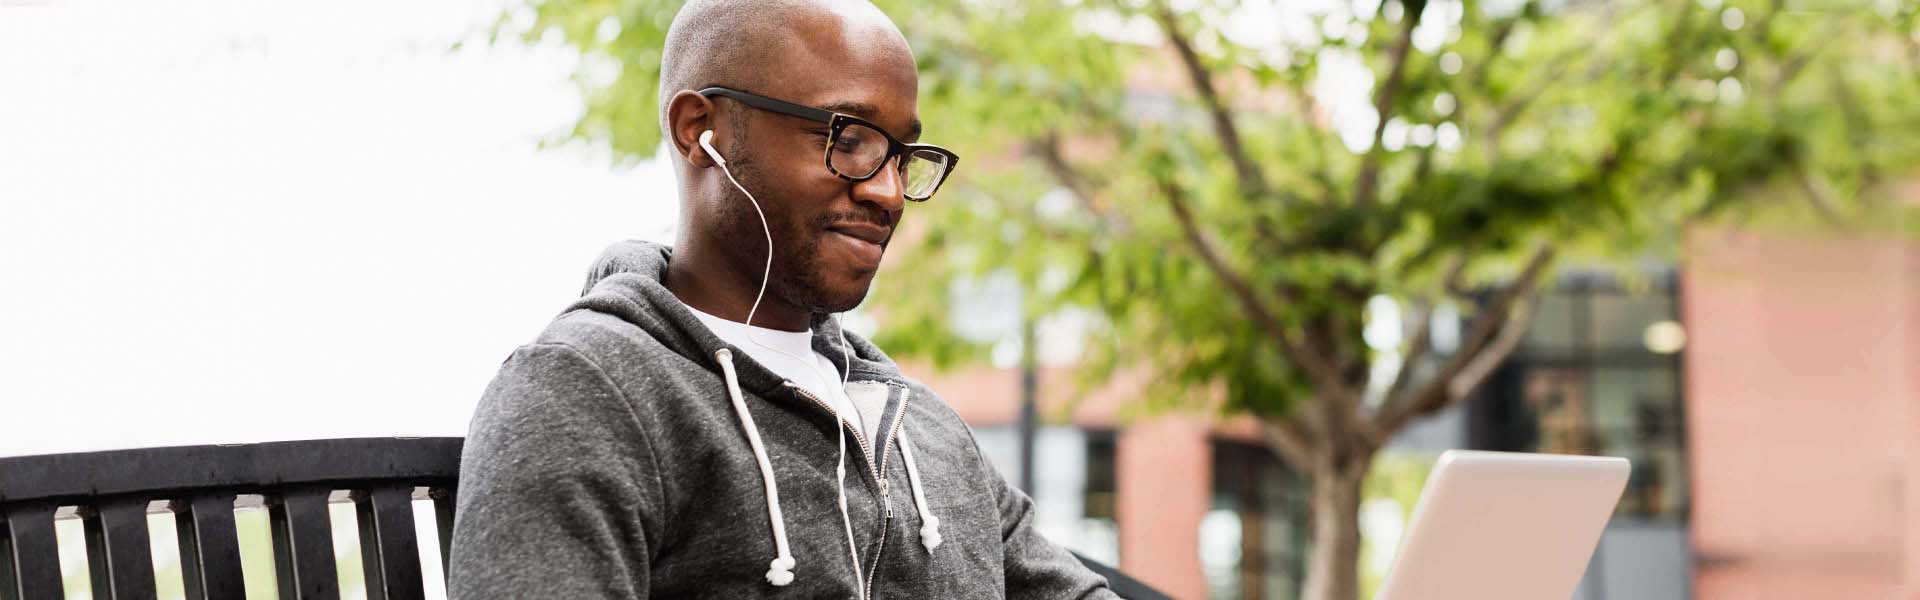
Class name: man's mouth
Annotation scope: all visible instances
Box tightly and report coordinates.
[825,223,890,267]
[826,223,891,246]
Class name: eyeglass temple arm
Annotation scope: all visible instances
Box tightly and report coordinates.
[697,87,836,123]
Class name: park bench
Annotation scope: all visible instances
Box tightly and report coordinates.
[0,437,1168,599]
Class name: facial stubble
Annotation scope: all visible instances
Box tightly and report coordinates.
[717,144,875,318]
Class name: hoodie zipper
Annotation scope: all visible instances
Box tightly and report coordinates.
[872,384,913,505]
[786,383,882,485]
[785,381,913,600]
[865,384,914,600]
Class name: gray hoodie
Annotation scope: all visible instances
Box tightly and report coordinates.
[448,240,1119,599]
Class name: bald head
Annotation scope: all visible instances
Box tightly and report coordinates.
[658,0,912,135]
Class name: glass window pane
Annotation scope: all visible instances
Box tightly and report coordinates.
[1080,431,1120,565]
[1588,293,1675,354]
[1200,508,1243,600]
[1208,441,1305,600]
[1084,431,1117,520]
[1514,364,1687,520]
[1590,367,1685,519]
[1523,293,1579,352]
[1521,367,1597,455]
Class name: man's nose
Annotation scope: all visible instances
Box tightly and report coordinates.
[851,157,907,214]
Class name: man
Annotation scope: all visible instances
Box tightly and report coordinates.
[447,1,1121,598]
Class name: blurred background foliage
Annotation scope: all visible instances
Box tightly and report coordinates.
[489,0,1920,597]
[488,0,1920,413]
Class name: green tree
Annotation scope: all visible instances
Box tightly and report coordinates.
[491,0,1920,598]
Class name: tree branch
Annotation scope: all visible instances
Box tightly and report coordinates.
[1383,299,1434,405]
[1443,249,1475,298]
[1653,1,1699,88]
[1792,160,1845,224]
[1034,132,1095,205]
[1262,419,1318,471]
[1444,298,1536,402]
[1160,179,1355,400]
[1352,13,1420,211]
[1303,311,1373,447]
[1826,70,1882,188]
[1466,13,1523,87]
[1772,25,1841,96]
[1372,245,1555,443]
[1152,3,1272,201]
[1031,132,1132,233]
[1410,144,1437,204]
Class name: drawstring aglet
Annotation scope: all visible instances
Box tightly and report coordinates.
[766,556,796,586]
[919,514,943,551]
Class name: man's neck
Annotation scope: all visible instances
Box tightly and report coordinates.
[665,240,813,332]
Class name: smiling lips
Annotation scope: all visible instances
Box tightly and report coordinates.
[826,222,889,267]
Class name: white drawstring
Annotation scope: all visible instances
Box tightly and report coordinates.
[896,389,943,552]
[715,348,798,585]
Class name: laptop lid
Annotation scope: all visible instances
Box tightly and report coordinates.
[1375,450,1630,600]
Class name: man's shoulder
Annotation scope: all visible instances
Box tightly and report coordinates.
[525,308,675,367]
[474,309,690,447]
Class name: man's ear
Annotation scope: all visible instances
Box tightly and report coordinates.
[666,90,719,169]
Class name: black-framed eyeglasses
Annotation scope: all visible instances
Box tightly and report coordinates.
[699,86,959,201]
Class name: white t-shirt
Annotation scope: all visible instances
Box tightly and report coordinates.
[685,305,885,442]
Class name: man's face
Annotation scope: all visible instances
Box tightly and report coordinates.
[715,24,920,315]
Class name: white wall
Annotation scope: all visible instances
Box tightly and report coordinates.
[0,0,677,457]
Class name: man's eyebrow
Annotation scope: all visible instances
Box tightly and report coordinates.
[818,100,880,119]
[819,100,923,140]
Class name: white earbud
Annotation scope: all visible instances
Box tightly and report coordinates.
[698,129,726,166]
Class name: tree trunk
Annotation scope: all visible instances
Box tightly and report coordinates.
[1300,457,1370,600]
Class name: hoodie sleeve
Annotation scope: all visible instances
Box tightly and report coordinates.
[988,449,1123,599]
[449,343,662,599]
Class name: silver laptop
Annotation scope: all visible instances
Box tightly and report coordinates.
[1376,450,1630,600]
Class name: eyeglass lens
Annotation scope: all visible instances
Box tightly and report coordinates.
[831,121,947,199]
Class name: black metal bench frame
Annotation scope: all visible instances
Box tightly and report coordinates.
[0,437,1168,599]
[1,438,459,600]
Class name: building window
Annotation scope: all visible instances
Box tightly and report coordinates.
[1082,431,1119,562]
[1203,439,1307,600]
[1470,271,1689,521]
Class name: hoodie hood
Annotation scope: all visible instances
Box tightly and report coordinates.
[571,239,904,399]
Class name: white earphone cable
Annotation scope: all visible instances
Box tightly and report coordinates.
[700,130,867,597]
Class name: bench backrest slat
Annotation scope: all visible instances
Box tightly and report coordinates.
[81,497,158,599]
[353,486,424,600]
[3,504,64,600]
[171,494,246,600]
[0,520,14,600]
[267,487,340,600]
[429,485,456,583]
